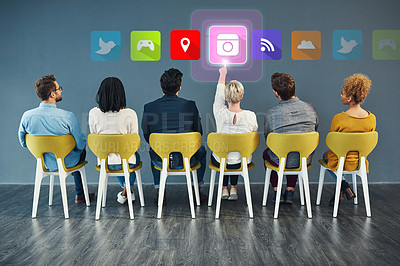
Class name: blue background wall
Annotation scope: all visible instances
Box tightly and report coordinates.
[1,0,399,184]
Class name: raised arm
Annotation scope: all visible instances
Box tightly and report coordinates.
[213,67,228,118]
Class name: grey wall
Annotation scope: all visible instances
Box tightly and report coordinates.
[1,0,399,184]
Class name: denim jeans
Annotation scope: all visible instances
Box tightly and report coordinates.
[107,153,141,188]
[322,151,345,180]
[149,145,206,188]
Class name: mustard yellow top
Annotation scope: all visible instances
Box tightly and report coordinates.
[324,111,376,172]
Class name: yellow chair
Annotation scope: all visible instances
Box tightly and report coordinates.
[262,132,319,219]
[149,132,202,219]
[25,134,90,219]
[316,131,378,217]
[207,132,259,219]
[88,133,144,220]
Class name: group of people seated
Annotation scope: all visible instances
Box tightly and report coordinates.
[18,67,376,207]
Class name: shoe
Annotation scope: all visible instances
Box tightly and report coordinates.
[117,191,135,204]
[228,187,238,201]
[154,188,166,206]
[329,191,345,206]
[283,190,294,204]
[221,187,229,200]
[341,181,356,200]
[75,192,95,203]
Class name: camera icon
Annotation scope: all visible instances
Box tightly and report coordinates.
[217,34,239,56]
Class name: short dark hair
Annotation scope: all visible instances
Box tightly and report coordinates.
[271,72,295,101]
[96,77,126,112]
[160,68,183,96]
[34,74,56,101]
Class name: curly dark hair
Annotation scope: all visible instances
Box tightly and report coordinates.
[271,72,295,101]
[34,74,56,101]
[160,68,183,96]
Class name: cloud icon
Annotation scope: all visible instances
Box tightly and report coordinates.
[297,40,316,49]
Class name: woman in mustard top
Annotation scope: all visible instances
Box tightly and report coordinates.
[324,73,376,205]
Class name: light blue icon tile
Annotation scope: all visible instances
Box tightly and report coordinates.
[91,31,121,61]
[333,30,362,60]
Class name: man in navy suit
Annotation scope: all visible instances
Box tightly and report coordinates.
[142,68,206,203]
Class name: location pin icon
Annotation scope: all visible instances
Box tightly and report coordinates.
[181,38,190,52]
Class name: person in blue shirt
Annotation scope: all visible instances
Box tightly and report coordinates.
[18,74,94,203]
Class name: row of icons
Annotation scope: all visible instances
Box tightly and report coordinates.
[90,29,400,62]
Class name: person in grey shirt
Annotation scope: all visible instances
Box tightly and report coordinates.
[263,72,318,203]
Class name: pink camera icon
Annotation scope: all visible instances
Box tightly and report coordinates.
[208,26,247,65]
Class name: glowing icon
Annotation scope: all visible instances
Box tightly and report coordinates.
[217,34,239,56]
[181,38,190,52]
[260,38,275,52]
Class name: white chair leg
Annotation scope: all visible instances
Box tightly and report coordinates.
[298,174,305,206]
[316,166,326,205]
[184,159,196,219]
[95,160,107,220]
[157,158,168,219]
[215,159,226,219]
[102,175,108,208]
[192,170,200,206]
[333,158,345,218]
[59,173,69,219]
[242,158,253,218]
[79,167,90,207]
[123,160,134,220]
[301,158,312,218]
[274,158,285,219]
[360,158,371,217]
[49,174,54,206]
[262,168,272,206]
[32,159,44,219]
[352,173,358,205]
[136,170,145,207]
[208,170,216,207]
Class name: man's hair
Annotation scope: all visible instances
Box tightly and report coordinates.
[96,77,126,112]
[342,73,371,104]
[160,68,183,96]
[271,72,295,101]
[34,74,56,101]
[225,80,244,103]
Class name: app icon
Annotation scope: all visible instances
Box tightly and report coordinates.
[170,30,201,60]
[131,31,161,61]
[373,30,400,60]
[252,30,282,60]
[208,26,247,65]
[291,31,321,60]
[332,30,362,60]
[91,31,121,61]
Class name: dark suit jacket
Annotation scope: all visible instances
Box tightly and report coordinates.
[142,95,203,143]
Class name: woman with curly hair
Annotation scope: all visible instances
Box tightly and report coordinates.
[324,73,376,205]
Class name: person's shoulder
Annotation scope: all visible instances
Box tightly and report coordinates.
[89,106,101,115]
[123,108,138,116]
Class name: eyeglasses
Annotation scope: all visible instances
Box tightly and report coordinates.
[48,86,63,96]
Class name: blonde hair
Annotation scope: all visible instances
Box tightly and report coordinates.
[225,80,244,103]
[342,73,371,104]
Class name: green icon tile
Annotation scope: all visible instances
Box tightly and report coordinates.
[131,31,161,61]
[373,30,400,60]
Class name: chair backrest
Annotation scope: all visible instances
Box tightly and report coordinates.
[207,132,260,167]
[25,134,77,171]
[88,133,141,161]
[149,132,202,159]
[266,132,319,160]
[325,131,378,159]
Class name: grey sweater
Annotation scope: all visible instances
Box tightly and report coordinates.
[264,97,318,167]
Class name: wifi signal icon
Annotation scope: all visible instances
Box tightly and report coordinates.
[260,38,275,52]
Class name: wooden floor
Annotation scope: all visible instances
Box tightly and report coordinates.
[0,184,399,265]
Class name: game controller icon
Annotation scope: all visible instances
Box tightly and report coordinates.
[378,39,396,50]
[137,40,155,51]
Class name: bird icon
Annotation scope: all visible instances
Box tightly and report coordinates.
[95,38,117,55]
[337,36,358,54]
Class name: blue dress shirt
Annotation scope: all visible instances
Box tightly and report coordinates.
[18,103,86,171]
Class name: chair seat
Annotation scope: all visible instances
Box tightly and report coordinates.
[43,160,88,173]
[95,161,142,173]
[264,160,311,172]
[208,161,255,172]
[318,159,361,172]
[153,162,201,172]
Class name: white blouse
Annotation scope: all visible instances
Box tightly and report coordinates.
[212,82,258,164]
[88,107,138,165]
